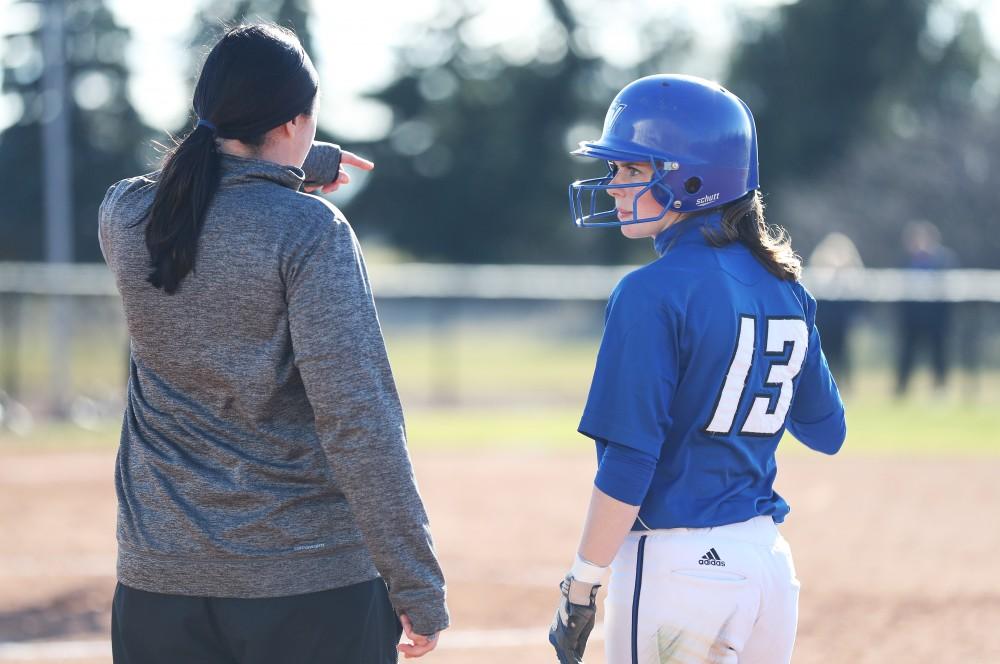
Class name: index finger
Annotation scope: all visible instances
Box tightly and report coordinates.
[341,150,374,171]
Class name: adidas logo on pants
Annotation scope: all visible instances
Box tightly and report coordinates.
[699,548,726,566]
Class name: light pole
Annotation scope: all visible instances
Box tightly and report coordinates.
[41,0,74,418]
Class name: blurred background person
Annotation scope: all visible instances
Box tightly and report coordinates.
[895,220,959,397]
[808,231,864,390]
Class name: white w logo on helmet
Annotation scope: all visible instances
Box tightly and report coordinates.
[605,102,628,133]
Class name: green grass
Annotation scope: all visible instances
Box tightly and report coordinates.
[402,391,1000,455]
[403,406,584,450]
[828,372,1000,455]
[384,333,596,405]
[4,385,997,455]
[392,346,1000,454]
[2,333,998,455]
[0,421,122,452]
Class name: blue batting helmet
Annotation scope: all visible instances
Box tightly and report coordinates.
[568,74,759,227]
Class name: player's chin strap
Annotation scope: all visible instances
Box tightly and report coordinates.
[549,555,607,663]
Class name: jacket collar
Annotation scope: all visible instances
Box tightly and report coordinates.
[219,153,305,191]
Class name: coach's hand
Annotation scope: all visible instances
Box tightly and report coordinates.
[304,150,374,194]
[397,614,439,659]
[549,575,599,663]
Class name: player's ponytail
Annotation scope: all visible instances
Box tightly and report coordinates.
[143,23,318,294]
[704,190,802,282]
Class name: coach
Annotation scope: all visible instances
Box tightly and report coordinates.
[98,24,447,663]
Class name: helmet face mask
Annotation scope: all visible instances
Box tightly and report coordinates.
[568,159,675,228]
[568,74,759,229]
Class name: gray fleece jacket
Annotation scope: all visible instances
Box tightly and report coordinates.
[98,142,448,635]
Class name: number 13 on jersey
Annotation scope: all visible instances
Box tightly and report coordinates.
[705,316,809,437]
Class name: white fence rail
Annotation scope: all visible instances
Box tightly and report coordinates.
[2,262,1000,302]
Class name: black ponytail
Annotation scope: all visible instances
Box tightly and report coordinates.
[145,125,220,293]
[144,23,318,294]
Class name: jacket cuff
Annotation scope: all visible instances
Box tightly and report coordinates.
[302,141,342,186]
[391,588,450,635]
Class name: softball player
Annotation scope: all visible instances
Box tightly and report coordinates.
[100,24,446,662]
[549,75,846,664]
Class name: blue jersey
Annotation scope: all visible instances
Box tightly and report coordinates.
[579,212,846,529]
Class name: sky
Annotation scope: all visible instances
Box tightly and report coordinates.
[1,0,999,141]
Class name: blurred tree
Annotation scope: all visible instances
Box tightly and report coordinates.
[0,0,154,262]
[729,0,933,181]
[343,0,693,264]
[781,100,1000,268]
[727,0,996,266]
[189,0,315,74]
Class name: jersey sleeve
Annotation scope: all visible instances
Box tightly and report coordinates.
[787,319,847,455]
[594,440,658,506]
[578,274,680,458]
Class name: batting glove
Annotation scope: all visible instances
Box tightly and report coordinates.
[549,575,600,664]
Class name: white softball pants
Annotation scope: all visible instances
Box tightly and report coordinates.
[604,515,799,664]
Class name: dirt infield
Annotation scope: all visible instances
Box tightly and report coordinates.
[1,447,999,663]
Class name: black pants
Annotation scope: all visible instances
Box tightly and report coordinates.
[896,301,951,394]
[112,578,401,664]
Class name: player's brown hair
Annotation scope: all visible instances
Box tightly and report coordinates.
[703,190,802,281]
